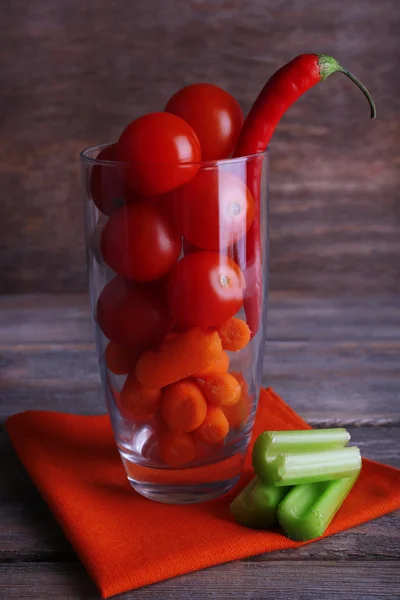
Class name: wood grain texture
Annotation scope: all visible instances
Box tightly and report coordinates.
[0,561,399,600]
[1,338,399,424]
[1,294,399,424]
[2,292,400,343]
[1,0,399,293]
[0,293,399,598]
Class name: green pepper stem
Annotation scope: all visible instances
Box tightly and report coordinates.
[317,54,376,118]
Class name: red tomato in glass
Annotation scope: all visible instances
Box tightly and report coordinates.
[116,112,201,196]
[167,252,245,329]
[97,276,172,348]
[100,203,181,282]
[182,238,200,256]
[173,169,254,251]
[165,83,244,160]
[90,144,138,216]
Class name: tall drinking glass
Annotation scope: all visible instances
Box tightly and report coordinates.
[80,145,269,504]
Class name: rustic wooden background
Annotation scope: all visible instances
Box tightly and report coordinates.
[1,0,399,294]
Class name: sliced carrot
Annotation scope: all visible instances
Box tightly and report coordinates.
[193,349,230,378]
[158,428,198,467]
[194,405,229,445]
[161,379,207,432]
[230,371,249,395]
[119,372,161,418]
[216,318,251,352]
[105,342,138,375]
[136,328,222,389]
[222,395,249,427]
[222,371,250,427]
[203,372,241,407]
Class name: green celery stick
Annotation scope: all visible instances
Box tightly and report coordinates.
[265,446,361,486]
[252,429,350,482]
[230,477,291,529]
[277,471,360,541]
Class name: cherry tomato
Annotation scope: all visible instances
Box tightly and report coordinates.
[173,169,254,251]
[165,83,244,160]
[100,203,181,281]
[116,112,201,196]
[167,252,245,329]
[97,276,172,349]
[90,144,137,216]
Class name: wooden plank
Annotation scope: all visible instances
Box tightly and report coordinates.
[1,337,399,423]
[262,340,400,425]
[1,294,399,345]
[0,295,399,423]
[0,295,398,599]
[0,0,399,293]
[0,561,399,600]
[0,295,93,344]
[1,426,398,560]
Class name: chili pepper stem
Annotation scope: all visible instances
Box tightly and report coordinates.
[317,54,376,118]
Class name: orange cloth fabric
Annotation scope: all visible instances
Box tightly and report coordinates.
[6,388,400,598]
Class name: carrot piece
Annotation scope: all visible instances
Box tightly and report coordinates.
[119,372,161,418]
[105,342,138,375]
[230,371,249,395]
[222,395,249,428]
[194,405,229,445]
[136,328,222,389]
[216,318,251,352]
[203,372,241,407]
[158,428,198,467]
[161,379,207,432]
[222,371,250,427]
[193,349,230,378]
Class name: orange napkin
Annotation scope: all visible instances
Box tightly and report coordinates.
[6,388,400,598]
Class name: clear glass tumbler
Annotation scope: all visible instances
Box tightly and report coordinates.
[80,145,269,504]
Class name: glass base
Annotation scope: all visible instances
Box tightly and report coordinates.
[119,438,247,505]
[128,476,240,504]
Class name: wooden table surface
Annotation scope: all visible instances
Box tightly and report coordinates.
[0,293,399,599]
[2,0,399,296]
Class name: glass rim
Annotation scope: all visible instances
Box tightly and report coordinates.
[80,142,269,167]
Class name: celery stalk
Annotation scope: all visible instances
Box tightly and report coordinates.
[252,429,350,482]
[265,447,361,486]
[230,476,290,529]
[277,471,360,541]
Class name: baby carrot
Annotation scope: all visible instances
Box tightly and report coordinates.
[105,342,138,375]
[136,328,222,389]
[222,371,250,427]
[203,373,241,407]
[161,378,207,432]
[158,428,198,467]
[216,318,251,352]
[230,371,248,392]
[194,405,229,445]
[193,349,230,378]
[222,395,249,428]
[119,372,161,419]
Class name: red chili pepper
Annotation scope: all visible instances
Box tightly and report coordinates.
[234,53,375,159]
[234,54,376,336]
